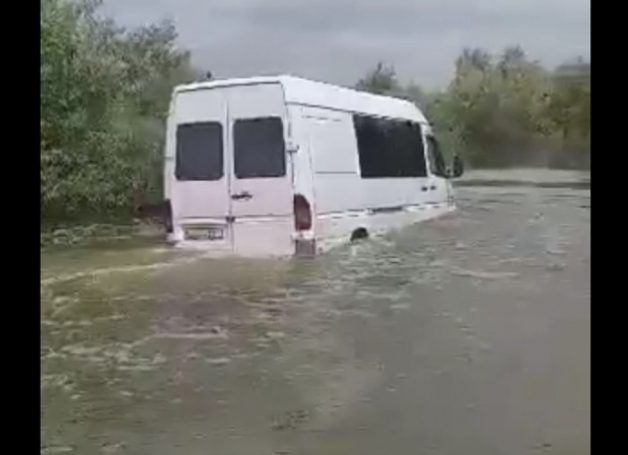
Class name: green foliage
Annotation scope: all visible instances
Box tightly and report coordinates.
[356,62,401,96]
[40,0,198,223]
[356,48,590,169]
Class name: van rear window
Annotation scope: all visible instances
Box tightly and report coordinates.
[175,122,224,181]
[233,117,286,179]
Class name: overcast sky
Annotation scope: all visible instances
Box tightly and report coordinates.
[101,0,590,89]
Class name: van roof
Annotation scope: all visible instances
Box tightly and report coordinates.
[174,75,428,123]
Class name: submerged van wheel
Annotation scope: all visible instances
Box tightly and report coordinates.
[350,227,369,242]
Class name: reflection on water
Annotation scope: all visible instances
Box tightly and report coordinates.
[41,170,590,455]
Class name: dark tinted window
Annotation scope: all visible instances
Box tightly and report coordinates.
[233,117,286,179]
[426,135,447,177]
[353,115,427,178]
[175,122,223,181]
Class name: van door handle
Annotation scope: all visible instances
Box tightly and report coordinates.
[430,185,436,191]
[231,191,252,201]
[421,186,428,191]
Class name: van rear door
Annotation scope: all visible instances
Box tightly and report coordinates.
[171,89,232,243]
[224,83,295,254]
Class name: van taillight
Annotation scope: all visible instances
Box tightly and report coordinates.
[293,194,312,231]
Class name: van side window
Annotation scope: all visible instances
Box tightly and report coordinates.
[233,117,286,179]
[175,122,224,181]
[353,115,427,178]
[426,135,447,177]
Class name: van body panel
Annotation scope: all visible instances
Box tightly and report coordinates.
[299,105,432,216]
[285,105,316,210]
[176,75,427,123]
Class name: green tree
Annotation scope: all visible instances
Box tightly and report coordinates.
[357,47,589,169]
[40,0,198,223]
[356,62,402,96]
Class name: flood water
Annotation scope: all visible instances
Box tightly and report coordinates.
[41,170,590,455]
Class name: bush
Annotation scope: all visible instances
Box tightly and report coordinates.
[40,0,199,224]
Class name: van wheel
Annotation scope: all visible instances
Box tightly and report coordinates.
[350,227,369,242]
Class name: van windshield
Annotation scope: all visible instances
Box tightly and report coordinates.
[233,117,286,179]
[426,134,447,177]
[175,122,224,181]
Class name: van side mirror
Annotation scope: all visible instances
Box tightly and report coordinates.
[451,154,464,178]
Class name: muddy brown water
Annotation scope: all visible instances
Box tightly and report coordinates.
[41,170,590,455]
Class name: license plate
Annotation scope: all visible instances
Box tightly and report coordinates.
[185,227,225,240]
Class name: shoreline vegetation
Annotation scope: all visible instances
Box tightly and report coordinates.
[41,0,590,238]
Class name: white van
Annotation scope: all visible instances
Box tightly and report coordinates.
[163,75,464,257]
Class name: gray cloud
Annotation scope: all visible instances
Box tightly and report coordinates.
[102,0,590,89]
